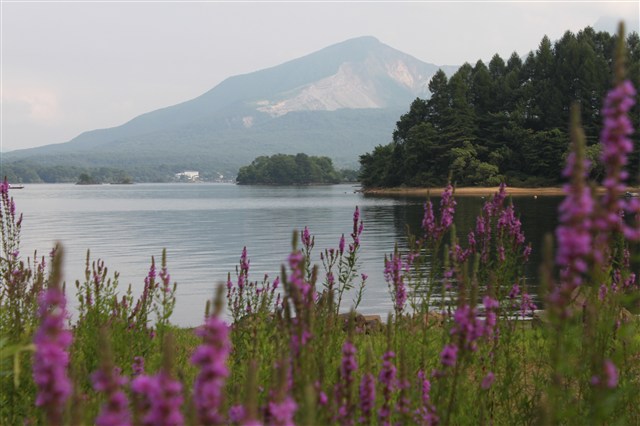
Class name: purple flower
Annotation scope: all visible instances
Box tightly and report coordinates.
[132,356,145,377]
[313,380,328,407]
[228,404,245,423]
[91,366,131,426]
[378,351,396,425]
[591,359,619,389]
[417,370,431,405]
[359,372,376,423]
[267,396,297,426]
[337,340,358,423]
[131,371,184,426]
[604,359,619,388]
[192,314,231,425]
[413,370,438,425]
[599,80,637,237]
[422,200,437,239]
[481,372,495,390]
[440,344,458,367]
[483,296,499,328]
[351,206,363,247]
[32,286,73,425]
[439,184,456,231]
[422,184,456,244]
[286,249,315,359]
[509,283,520,300]
[384,253,408,316]
[450,304,486,351]
[340,341,358,385]
[556,104,595,295]
[301,226,314,250]
[520,293,537,318]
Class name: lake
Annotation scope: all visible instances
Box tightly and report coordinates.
[9,183,561,327]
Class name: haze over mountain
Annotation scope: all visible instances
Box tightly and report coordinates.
[4,36,457,178]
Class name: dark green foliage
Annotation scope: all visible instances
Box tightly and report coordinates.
[76,173,98,185]
[236,153,341,185]
[2,162,161,184]
[360,27,640,188]
[338,168,360,182]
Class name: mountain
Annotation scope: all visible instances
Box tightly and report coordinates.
[4,36,457,179]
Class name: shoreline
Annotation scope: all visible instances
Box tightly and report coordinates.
[361,186,639,197]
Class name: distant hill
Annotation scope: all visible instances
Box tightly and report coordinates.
[3,36,457,180]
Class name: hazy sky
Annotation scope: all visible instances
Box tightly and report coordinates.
[1,1,638,153]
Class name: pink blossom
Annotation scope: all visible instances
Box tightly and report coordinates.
[32,286,73,425]
[191,314,231,425]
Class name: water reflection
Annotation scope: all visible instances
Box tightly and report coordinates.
[363,192,562,309]
[11,184,561,326]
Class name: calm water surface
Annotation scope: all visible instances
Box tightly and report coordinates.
[11,183,561,326]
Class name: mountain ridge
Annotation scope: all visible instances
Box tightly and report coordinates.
[4,36,458,178]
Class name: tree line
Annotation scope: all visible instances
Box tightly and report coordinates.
[359,27,640,188]
[1,162,139,184]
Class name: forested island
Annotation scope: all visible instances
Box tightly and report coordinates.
[236,153,342,185]
[360,28,640,188]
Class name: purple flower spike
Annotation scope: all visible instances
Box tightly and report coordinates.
[422,200,436,239]
[132,356,145,377]
[555,105,594,297]
[384,253,408,316]
[359,372,376,423]
[591,359,619,389]
[439,184,456,231]
[440,344,458,367]
[32,286,73,425]
[414,370,438,425]
[340,341,358,386]
[268,396,297,426]
[481,372,495,390]
[378,351,397,426]
[131,372,184,426]
[337,340,358,423]
[604,359,619,388]
[91,367,131,426]
[228,404,245,423]
[301,226,314,250]
[192,314,231,425]
[422,184,456,244]
[599,80,639,241]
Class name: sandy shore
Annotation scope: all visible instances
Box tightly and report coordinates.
[361,186,639,197]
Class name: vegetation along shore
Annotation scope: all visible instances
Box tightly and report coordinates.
[362,186,640,197]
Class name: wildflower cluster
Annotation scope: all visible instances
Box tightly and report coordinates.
[320,207,365,312]
[191,312,231,425]
[32,282,73,425]
[226,247,280,322]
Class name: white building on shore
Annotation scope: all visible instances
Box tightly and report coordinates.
[175,171,200,182]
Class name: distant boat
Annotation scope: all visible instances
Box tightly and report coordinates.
[9,184,24,189]
[624,191,639,198]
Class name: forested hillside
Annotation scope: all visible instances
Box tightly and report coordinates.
[359,27,640,188]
